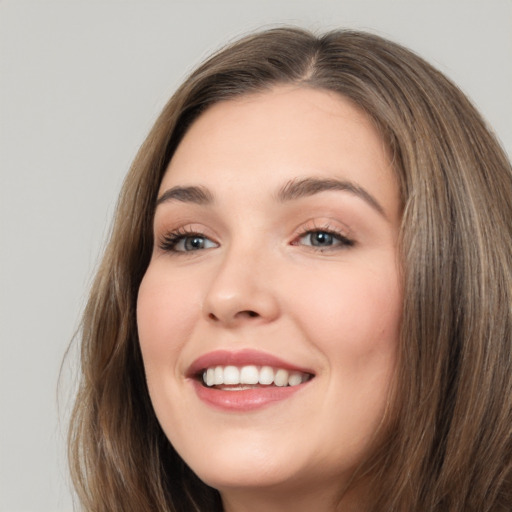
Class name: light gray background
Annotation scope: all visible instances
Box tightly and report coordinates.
[1,1,511,510]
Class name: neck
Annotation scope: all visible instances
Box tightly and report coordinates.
[220,479,366,512]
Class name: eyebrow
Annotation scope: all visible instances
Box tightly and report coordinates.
[156,185,214,206]
[276,177,386,218]
[155,177,386,218]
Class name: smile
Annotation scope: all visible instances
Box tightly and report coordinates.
[188,349,315,411]
[202,365,311,388]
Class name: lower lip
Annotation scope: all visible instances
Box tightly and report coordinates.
[191,379,308,411]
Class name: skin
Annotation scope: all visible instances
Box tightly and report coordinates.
[137,86,402,512]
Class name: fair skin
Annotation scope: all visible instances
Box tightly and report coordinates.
[137,86,402,512]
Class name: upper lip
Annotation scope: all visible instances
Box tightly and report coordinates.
[187,349,315,378]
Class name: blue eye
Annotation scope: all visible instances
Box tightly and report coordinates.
[298,230,353,249]
[306,231,335,246]
[177,235,217,252]
[159,232,218,252]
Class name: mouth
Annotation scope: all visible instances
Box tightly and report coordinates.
[187,349,315,410]
[200,365,313,390]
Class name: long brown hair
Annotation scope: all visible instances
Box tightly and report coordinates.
[68,27,512,511]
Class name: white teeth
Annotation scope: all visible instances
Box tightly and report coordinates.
[259,366,274,385]
[223,366,239,385]
[288,372,303,386]
[201,365,310,388]
[214,366,224,385]
[274,369,289,387]
[240,365,259,384]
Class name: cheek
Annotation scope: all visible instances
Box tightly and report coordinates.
[136,265,200,372]
[136,264,206,438]
[290,260,402,365]
[277,260,401,468]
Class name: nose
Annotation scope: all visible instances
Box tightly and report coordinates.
[203,245,280,327]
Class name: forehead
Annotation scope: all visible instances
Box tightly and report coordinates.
[160,86,399,220]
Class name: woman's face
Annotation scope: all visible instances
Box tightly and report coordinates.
[137,86,402,505]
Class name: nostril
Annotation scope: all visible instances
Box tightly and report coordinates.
[206,309,261,323]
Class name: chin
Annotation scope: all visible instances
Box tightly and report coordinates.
[177,436,355,499]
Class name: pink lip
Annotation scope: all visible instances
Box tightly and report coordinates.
[187,349,314,412]
[191,381,307,411]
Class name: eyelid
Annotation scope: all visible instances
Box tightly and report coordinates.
[291,219,353,238]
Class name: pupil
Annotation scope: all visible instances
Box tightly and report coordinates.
[186,237,204,250]
[312,232,332,246]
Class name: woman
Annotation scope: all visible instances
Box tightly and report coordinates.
[68,28,512,511]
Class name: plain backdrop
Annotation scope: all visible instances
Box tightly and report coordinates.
[1,1,511,510]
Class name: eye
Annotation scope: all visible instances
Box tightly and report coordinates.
[159,231,218,253]
[176,235,217,252]
[296,230,354,249]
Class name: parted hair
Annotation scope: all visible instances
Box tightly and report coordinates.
[68,27,512,511]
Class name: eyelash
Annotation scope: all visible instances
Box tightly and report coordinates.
[158,227,216,253]
[157,225,355,254]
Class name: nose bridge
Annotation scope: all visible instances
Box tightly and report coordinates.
[203,237,280,326]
